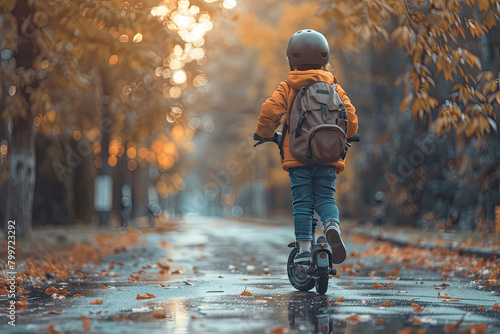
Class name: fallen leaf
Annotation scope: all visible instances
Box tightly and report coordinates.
[269,325,291,334]
[184,281,194,286]
[376,318,384,324]
[45,287,67,295]
[494,303,500,310]
[46,324,62,334]
[374,283,384,288]
[100,286,109,289]
[240,288,252,296]
[412,303,424,312]
[380,300,391,307]
[89,300,103,305]
[159,283,166,287]
[82,315,91,332]
[413,317,422,325]
[478,307,486,310]
[468,324,488,333]
[336,296,344,303]
[136,293,156,299]
[73,294,84,297]
[345,314,360,322]
[443,314,465,333]
[397,328,412,334]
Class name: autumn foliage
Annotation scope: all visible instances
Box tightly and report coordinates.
[321,0,499,138]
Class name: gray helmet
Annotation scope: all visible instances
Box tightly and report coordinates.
[286,29,329,70]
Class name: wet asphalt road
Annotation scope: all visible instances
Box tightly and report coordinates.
[2,215,500,333]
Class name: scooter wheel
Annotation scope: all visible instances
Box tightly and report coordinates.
[287,247,315,292]
[315,267,329,295]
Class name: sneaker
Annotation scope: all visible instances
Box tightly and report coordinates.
[324,221,347,264]
[293,250,311,265]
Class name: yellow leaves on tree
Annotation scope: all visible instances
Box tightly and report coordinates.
[321,0,500,138]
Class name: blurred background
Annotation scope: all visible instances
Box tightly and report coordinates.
[1,0,499,236]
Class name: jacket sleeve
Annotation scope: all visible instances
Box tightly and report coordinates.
[256,81,289,138]
[336,84,358,139]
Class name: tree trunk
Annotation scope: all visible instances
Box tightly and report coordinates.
[5,114,35,237]
[4,0,37,238]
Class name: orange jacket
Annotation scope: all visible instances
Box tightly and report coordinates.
[256,69,358,173]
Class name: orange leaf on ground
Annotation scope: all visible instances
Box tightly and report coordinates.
[46,324,62,334]
[89,300,103,305]
[82,315,91,332]
[73,294,84,297]
[374,283,384,288]
[45,287,67,296]
[269,325,289,334]
[240,288,252,296]
[478,307,486,310]
[412,303,424,312]
[443,314,465,333]
[494,303,500,310]
[100,286,109,289]
[468,324,488,333]
[413,317,422,325]
[336,297,344,303]
[345,315,360,322]
[159,283,166,287]
[136,293,156,299]
[380,300,391,307]
[376,318,384,324]
[397,328,412,334]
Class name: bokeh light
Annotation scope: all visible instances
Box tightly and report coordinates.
[172,70,187,84]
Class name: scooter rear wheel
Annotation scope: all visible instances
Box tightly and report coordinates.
[315,267,329,294]
[287,247,315,291]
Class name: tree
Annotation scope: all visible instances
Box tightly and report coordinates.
[0,0,219,236]
[320,0,499,137]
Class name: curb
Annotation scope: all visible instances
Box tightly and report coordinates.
[349,230,500,260]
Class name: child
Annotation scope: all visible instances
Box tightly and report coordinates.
[255,29,358,265]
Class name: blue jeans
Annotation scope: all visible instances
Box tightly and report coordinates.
[289,165,340,241]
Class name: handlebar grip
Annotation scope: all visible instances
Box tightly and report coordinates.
[254,133,264,141]
[348,134,360,142]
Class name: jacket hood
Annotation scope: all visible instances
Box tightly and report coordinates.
[286,70,336,90]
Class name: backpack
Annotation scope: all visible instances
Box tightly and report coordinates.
[282,81,348,164]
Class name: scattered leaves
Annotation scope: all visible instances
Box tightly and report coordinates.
[89,300,103,305]
[240,288,252,296]
[136,293,156,300]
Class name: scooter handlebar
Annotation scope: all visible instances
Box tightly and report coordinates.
[348,133,360,143]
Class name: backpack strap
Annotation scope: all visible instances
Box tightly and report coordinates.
[295,110,307,138]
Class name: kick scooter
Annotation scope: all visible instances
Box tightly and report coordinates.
[254,132,359,294]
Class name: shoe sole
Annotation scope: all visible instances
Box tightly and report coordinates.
[326,229,347,264]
